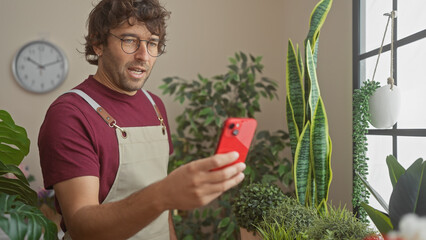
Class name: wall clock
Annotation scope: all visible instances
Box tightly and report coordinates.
[12,40,68,93]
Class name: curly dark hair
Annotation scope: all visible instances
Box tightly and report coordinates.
[84,0,170,65]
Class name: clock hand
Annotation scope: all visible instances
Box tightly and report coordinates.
[43,59,62,68]
[26,57,44,69]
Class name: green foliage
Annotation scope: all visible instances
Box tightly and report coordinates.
[0,109,58,239]
[256,219,305,240]
[160,52,292,239]
[264,196,318,235]
[232,183,286,232]
[286,0,333,213]
[352,80,380,223]
[361,156,426,235]
[0,193,58,240]
[0,110,30,165]
[306,205,376,240]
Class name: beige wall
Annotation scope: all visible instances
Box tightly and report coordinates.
[0,1,352,207]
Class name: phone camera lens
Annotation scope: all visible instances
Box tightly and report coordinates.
[232,129,239,136]
[229,123,235,129]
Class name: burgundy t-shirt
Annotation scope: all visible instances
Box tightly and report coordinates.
[38,75,173,210]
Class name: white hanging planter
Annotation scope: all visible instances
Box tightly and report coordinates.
[368,84,401,129]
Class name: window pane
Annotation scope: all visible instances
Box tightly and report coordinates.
[397,38,426,128]
[397,137,426,167]
[366,135,392,213]
[398,1,426,40]
[360,51,390,86]
[362,0,392,53]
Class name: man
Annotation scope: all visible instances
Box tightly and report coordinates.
[38,0,246,239]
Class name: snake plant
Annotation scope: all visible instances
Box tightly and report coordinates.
[286,0,333,212]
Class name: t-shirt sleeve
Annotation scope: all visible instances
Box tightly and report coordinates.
[38,100,100,189]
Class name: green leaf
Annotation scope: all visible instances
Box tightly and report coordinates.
[0,193,58,240]
[306,41,321,119]
[311,97,331,206]
[355,170,389,213]
[386,155,406,188]
[294,122,311,206]
[389,158,426,228]
[218,217,230,228]
[286,40,305,135]
[0,110,30,165]
[304,0,333,52]
[286,96,299,160]
[361,202,393,234]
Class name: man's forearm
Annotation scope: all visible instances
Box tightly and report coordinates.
[66,181,167,240]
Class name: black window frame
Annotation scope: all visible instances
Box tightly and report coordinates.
[353,0,426,212]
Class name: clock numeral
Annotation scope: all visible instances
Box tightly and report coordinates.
[38,45,45,52]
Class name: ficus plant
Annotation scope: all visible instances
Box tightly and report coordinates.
[160,52,292,240]
[285,0,333,212]
[352,80,380,223]
[0,110,58,240]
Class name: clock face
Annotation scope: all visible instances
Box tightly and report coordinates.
[12,40,68,93]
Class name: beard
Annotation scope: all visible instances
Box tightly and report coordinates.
[101,48,154,93]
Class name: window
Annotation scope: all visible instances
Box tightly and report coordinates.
[353,0,426,215]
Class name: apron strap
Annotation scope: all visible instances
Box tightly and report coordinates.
[142,89,166,135]
[66,89,166,135]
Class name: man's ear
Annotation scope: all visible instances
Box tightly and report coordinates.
[93,44,103,57]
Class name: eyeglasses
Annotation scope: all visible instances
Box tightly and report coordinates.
[109,33,165,57]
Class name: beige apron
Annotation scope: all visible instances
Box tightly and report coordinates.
[63,89,170,240]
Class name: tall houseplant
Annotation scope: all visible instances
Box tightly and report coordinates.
[285,0,333,212]
[160,52,292,239]
[0,110,58,240]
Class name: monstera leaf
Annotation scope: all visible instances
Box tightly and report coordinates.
[0,193,57,240]
[0,110,30,165]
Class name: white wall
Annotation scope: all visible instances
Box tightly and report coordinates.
[0,0,352,207]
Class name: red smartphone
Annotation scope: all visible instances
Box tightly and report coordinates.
[212,118,257,171]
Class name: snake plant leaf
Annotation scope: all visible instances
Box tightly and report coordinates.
[286,96,299,160]
[297,45,304,81]
[304,0,333,53]
[0,193,58,240]
[286,39,305,135]
[294,122,311,206]
[386,155,406,188]
[389,158,426,229]
[361,202,393,234]
[311,97,331,205]
[0,110,30,165]
[306,41,321,120]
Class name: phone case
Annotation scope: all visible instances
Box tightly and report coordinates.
[212,118,257,171]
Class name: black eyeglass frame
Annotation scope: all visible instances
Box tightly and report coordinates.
[109,33,165,57]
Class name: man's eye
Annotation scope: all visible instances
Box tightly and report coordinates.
[148,41,158,48]
[123,39,137,44]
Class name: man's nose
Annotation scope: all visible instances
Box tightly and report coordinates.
[134,41,150,61]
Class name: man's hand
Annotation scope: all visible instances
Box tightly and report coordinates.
[159,152,246,210]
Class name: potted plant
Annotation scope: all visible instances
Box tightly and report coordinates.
[0,110,58,240]
[160,52,292,239]
[285,0,333,212]
[358,155,426,237]
[232,182,286,239]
